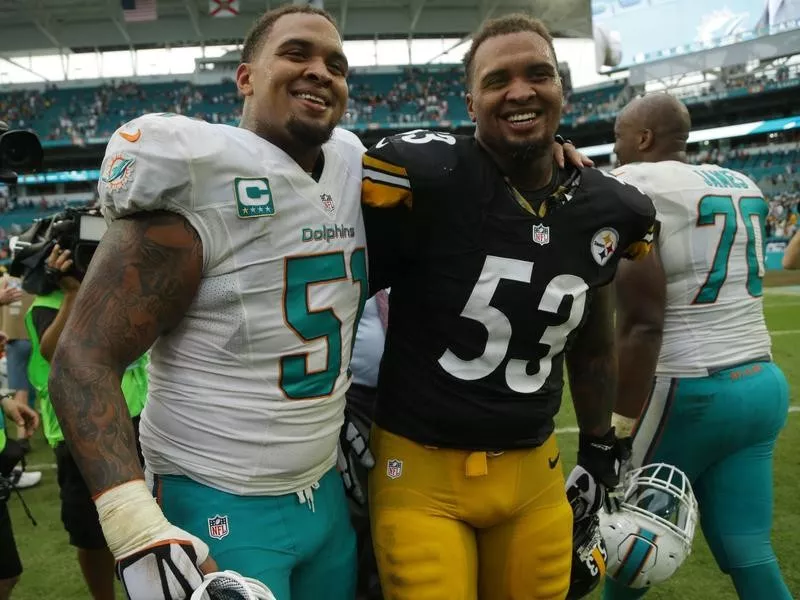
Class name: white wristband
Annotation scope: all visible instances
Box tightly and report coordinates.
[94,479,206,562]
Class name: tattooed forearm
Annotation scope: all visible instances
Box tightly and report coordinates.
[566,285,617,437]
[48,211,203,496]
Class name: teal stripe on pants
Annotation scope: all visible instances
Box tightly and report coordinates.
[603,361,791,600]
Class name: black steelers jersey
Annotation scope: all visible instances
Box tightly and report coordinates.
[362,130,656,450]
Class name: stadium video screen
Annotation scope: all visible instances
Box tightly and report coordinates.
[593,0,800,71]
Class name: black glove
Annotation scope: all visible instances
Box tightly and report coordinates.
[578,427,627,489]
[604,436,633,512]
[566,428,628,521]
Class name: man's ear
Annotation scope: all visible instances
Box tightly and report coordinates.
[639,128,654,151]
[466,92,476,123]
[236,63,254,97]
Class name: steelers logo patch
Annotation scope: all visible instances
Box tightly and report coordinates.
[591,227,619,266]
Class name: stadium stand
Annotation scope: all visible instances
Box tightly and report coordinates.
[3,61,799,145]
[0,63,798,267]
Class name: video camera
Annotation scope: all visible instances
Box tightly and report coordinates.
[0,120,43,185]
[9,206,107,296]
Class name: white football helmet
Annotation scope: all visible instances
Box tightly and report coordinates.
[191,570,277,600]
[599,463,698,589]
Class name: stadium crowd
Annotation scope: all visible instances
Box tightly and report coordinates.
[3,58,793,145]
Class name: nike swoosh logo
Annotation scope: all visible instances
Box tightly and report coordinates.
[119,129,141,143]
[548,451,560,469]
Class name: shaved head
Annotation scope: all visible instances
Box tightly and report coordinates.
[613,93,691,165]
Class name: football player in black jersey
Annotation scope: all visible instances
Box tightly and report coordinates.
[360,12,656,600]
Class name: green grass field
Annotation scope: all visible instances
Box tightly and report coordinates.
[6,292,800,600]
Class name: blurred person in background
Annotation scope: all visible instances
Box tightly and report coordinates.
[0,378,40,599]
[0,273,36,454]
[781,230,800,269]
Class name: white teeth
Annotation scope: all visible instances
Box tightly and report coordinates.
[296,92,326,106]
[507,112,537,122]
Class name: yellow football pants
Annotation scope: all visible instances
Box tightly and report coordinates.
[368,425,572,600]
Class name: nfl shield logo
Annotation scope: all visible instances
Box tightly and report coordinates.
[532,224,550,246]
[320,193,335,215]
[386,458,403,479]
[208,515,229,540]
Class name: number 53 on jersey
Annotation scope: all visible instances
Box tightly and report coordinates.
[439,255,590,394]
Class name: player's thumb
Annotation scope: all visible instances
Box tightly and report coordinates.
[199,555,219,575]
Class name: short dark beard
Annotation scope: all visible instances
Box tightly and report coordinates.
[287,115,335,147]
[506,138,550,165]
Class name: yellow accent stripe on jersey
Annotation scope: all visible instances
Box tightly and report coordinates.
[363,154,408,178]
[362,179,412,209]
[623,240,653,260]
[623,224,655,260]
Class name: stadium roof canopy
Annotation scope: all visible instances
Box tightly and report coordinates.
[0,0,592,56]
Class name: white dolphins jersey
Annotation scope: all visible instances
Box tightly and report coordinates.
[613,161,772,378]
[98,114,367,495]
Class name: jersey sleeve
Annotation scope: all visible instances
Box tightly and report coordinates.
[606,168,657,261]
[98,113,192,222]
[361,136,415,294]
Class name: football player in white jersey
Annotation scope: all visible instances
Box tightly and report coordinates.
[47,6,371,600]
[603,93,792,600]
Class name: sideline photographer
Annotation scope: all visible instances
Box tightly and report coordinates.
[19,213,149,600]
[0,391,39,600]
[0,118,43,600]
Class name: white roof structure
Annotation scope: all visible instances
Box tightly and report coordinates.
[0,0,592,55]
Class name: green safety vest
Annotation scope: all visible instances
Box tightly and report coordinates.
[25,290,149,447]
[0,407,5,454]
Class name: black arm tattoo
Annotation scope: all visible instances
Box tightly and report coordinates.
[48,211,203,496]
[566,284,617,437]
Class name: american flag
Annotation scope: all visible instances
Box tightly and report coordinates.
[121,0,157,23]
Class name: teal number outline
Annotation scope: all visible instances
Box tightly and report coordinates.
[738,196,769,298]
[280,250,367,400]
[692,194,768,305]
